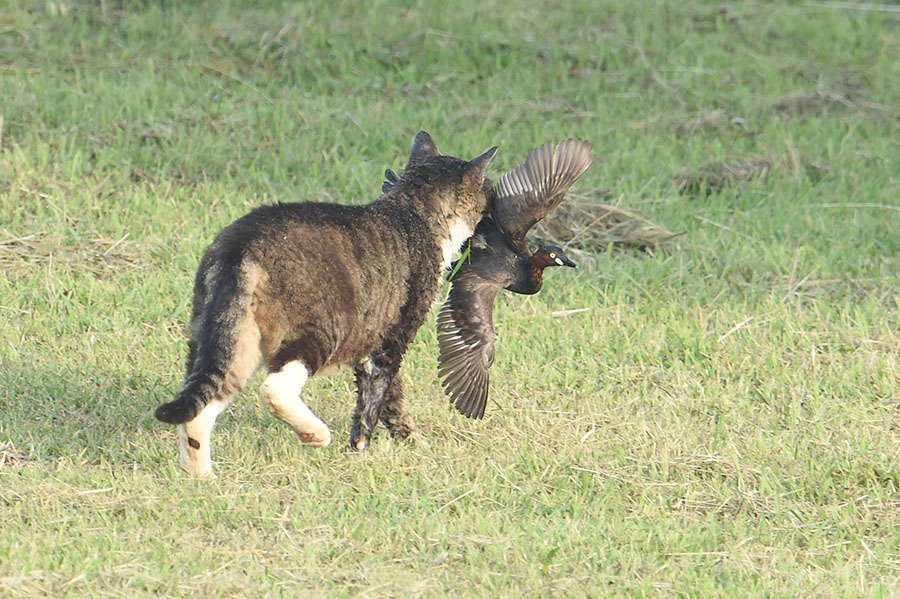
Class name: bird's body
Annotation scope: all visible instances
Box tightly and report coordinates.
[437,221,578,418]
[437,140,592,418]
[383,138,592,419]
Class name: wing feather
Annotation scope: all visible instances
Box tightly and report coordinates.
[491,139,594,243]
[436,264,501,419]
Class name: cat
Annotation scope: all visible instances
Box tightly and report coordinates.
[154,131,497,475]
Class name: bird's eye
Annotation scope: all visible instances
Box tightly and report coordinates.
[549,252,556,259]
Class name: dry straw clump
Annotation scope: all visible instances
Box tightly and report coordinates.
[672,158,773,196]
[0,231,149,277]
[672,150,834,197]
[528,190,678,259]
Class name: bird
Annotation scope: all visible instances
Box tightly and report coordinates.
[383,138,593,418]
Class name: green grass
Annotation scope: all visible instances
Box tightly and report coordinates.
[2,0,899,596]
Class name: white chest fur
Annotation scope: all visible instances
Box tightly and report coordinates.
[440,217,474,271]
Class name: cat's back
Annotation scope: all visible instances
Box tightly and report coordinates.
[203,198,427,308]
[210,201,364,250]
[202,198,433,368]
[203,201,383,270]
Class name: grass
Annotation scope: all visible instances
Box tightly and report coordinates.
[1,0,899,596]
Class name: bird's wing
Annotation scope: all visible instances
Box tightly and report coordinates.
[491,139,594,243]
[437,262,503,419]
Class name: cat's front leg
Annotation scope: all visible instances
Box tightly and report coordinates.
[350,355,396,450]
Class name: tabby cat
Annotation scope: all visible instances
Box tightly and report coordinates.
[154,132,497,475]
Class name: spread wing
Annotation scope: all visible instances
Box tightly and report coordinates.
[436,262,503,419]
[491,139,594,243]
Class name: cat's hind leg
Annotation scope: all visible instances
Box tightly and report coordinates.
[177,311,262,476]
[260,360,331,447]
[178,400,227,476]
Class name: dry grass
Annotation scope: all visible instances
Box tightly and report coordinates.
[0,231,150,275]
[530,191,679,258]
[772,82,875,117]
[672,158,774,196]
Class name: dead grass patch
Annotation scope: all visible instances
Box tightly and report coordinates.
[674,149,835,196]
[0,441,32,468]
[673,158,773,195]
[770,72,898,119]
[629,109,749,135]
[676,108,750,135]
[773,84,867,117]
[0,231,150,276]
[529,190,679,257]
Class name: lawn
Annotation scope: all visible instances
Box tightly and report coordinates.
[1,0,899,597]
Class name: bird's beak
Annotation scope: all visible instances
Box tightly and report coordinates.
[563,256,576,268]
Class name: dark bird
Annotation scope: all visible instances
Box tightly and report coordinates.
[385,139,593,419]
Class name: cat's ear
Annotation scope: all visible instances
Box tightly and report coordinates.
[466,146,498,183]
[409,131,441,163]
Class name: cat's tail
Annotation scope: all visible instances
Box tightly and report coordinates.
[154,260,261,424]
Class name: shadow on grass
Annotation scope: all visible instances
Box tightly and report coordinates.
[0,360,175,468]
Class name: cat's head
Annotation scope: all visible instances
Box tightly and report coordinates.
[396,131,497,231]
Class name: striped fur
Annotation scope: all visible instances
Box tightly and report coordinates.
[154,132,497,474]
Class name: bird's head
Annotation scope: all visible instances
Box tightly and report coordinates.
[532,245,576,270]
